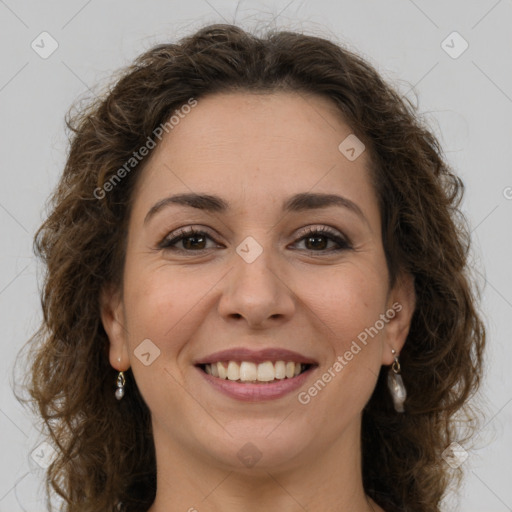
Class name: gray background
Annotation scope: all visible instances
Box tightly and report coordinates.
[1,0,511,510]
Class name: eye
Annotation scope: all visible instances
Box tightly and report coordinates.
[159,227,220,252]
[292,226,352,253]
[158,225,351,254]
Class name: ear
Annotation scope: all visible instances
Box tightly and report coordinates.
[100,283,131,371]
[381,272,416,365]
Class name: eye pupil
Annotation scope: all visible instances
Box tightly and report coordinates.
[183,235,206,250]
[306,236,328,250]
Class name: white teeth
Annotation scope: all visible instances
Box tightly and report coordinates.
[274,361,286,379]
[217,362,227,379]
[203,360,307,382]
[285,361,295,379]
[239,361,257,381]
[227,361,240,381]
[257,361,275,382]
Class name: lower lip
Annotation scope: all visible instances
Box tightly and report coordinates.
[196,365,317,402]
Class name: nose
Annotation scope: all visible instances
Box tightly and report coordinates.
[217,240,296,329]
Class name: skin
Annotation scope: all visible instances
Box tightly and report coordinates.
[101,91,415,512]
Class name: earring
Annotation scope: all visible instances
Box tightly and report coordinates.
[115,371,126,400]
[387,349,406,412]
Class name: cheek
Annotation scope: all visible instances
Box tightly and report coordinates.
[121,260,230,375]
[297,271,388,428]
[121,268,203,409]
[297,261,389,352]
[295,263,389,421]
[123,269,201,345]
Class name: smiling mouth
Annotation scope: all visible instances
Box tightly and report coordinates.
[197,361,314,383]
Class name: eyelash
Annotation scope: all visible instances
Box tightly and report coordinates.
[158,226,352,254]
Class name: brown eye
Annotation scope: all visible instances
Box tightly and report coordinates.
[181,234,207,250]
[159,229,217,252]
[294,228,351,253]
[304,234,329,251]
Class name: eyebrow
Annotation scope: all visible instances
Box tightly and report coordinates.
[144,192,368,226]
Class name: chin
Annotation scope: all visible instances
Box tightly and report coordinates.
[192,417,319,472]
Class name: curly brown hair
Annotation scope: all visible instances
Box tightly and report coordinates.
[15,23,485,512]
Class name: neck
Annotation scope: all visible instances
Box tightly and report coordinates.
[147,416,385,512]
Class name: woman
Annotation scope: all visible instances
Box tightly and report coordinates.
[18,23,486,512]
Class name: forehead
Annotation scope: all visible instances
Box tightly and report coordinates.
[156,91,355,161]
[130,91,378,223]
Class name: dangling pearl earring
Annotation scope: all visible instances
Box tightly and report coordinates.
[387,349,406,412]
[115,371,125,400]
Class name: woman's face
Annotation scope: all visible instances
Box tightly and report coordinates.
[102,91,413,471]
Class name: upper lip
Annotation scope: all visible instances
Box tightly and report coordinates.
[194,347,318,365]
